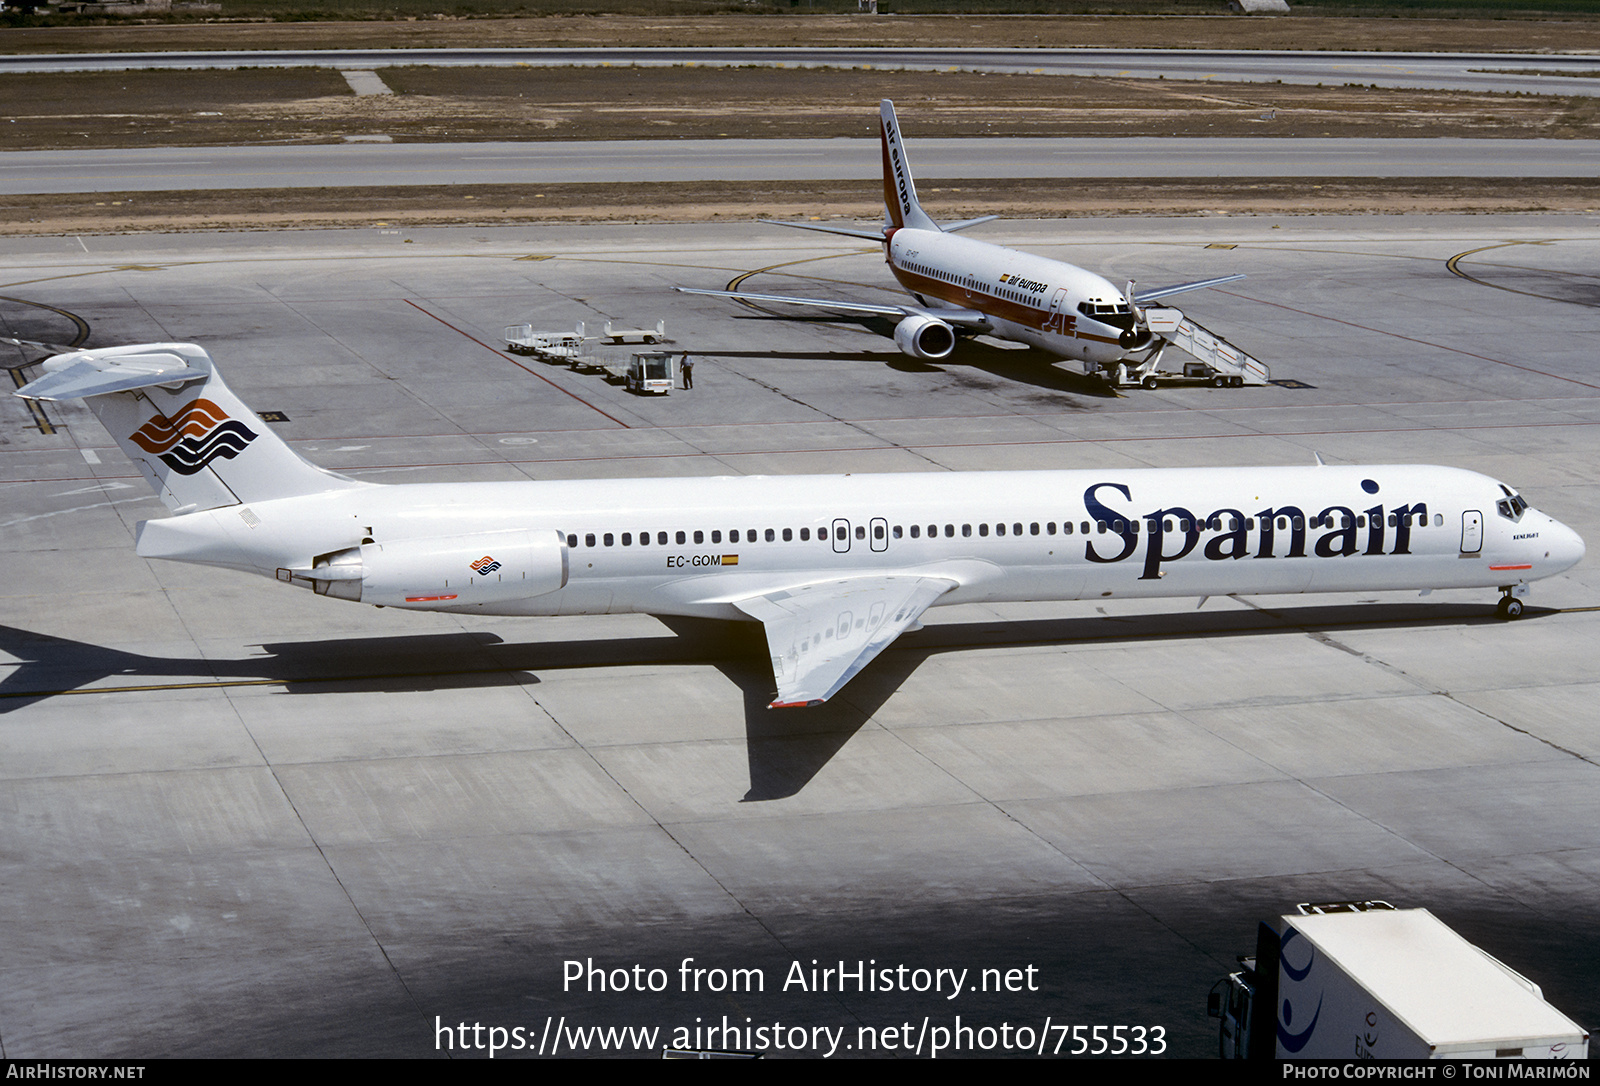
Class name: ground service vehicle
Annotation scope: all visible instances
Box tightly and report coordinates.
[625,351,675,395]
[1209,902,1589,1059]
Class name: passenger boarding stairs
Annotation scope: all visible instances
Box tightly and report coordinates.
[1114,308,1270,389]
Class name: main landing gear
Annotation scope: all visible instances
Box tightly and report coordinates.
[1496,589,1525,620]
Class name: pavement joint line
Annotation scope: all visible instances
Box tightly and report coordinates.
[215,678,433,1036]
[10,606,1598,701]
[15,415,1600,479]
[1216,287,1600,391]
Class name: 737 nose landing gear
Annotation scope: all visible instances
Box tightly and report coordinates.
[1496,590,1525,620]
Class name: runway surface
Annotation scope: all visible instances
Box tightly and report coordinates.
[5,46,1600,96]
[1,215,1598,1057]
[4,137,1596,195]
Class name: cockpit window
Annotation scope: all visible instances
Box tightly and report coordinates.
[1077,301,1135,331]
[1496,483,1528,522]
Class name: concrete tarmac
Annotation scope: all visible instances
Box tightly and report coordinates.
[5,137,1597,195]
[1,215,1597,1057]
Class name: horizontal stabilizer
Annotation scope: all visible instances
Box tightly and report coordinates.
[758,219,886,242]
[1133,274,1246,305]
[16,351,211,402]
[1,334,83,358]
[735,575,956,707]
[939,214,1001,234]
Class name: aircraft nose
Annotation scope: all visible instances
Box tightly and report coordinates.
[1544,515,1586,574]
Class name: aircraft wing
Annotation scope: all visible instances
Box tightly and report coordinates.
[1133,274,1246,304]
[676,287,990,327]
[734,575,957,707]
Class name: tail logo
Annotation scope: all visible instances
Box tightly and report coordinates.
[881,115,911,230]
[471,556,502,575]
[129,399,258,476]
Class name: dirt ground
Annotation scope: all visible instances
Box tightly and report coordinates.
[10,14,1600,56]
[7,178,1598,237]
[5,15,1600,234]
[8,66,1598,151]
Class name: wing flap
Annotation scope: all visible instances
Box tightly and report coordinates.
[734,576,956,707]
[677,286,909,318]
[676,287,989,328]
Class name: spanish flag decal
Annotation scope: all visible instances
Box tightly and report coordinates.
[721,555,739,566]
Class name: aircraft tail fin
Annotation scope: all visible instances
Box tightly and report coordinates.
[879,99,940,233]
[15,342,364,514]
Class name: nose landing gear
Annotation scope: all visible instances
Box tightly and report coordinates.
[1496,588,1525,620]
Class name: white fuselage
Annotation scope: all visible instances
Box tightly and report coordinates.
[886,228,1137,364]
[135,464,1584,619]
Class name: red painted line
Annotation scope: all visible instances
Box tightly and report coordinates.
[405,594,459,601]
[1489,564,1533,571]
[403,299,630,429]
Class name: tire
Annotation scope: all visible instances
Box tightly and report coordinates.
[1214,375,1228,388]
[1142,375,1159,390]
[1497,596,1525,620]
[1230,375,1244,388]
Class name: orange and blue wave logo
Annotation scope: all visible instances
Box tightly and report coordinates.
[471,556,501,575]
[129,399,258,476]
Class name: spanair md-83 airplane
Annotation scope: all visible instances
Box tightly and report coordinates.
[13,342,1583,707]
[681,100,1267,389]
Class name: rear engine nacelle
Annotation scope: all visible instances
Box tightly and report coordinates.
[893,314,957,360]
[287,529,569,607]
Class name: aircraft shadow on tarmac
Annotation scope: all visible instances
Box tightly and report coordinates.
[0,599,1523,799]
[712,313,1118,398]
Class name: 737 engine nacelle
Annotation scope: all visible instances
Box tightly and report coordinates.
[893,314,957,360]
[288,528,569,608]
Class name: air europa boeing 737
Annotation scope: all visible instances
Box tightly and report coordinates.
[15,343,1584,707]
[680,100,1267,389]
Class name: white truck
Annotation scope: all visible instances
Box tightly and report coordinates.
[622,351,675,395]
[1209,902,1588,1060]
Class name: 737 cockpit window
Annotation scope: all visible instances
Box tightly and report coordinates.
[1496,484,1528,521]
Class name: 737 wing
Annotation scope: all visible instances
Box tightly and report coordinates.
[734,576,957,708]
[1132,274,1246,305]
[676,286,989,327]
